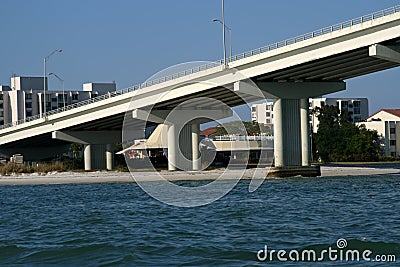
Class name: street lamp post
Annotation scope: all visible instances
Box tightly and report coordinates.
[213,0,229,66]
[48,72,65,109]
[43,49,62,117]
[212,18,232,61]
[222,0,226,66]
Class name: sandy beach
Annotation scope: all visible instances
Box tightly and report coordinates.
[0,166,399,185]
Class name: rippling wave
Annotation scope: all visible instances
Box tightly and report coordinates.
[0,175,399,266]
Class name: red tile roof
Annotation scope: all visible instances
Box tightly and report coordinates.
[200,127,217,137]
[367,109,400,119]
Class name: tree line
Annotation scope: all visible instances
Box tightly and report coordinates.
[312,105,381,162]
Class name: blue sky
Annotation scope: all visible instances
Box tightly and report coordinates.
[0,0,399,116]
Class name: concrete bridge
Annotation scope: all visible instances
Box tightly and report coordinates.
[1,5,400,176]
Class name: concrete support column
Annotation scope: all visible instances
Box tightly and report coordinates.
[273,99,284,167]
[273,98,301,167]
[300,98,310,166]
[106,144,114,170]
[84,144,92,171]
[167,124,178,171]
[192,123,201,171]
[179,124,192,171]
[269,98,321,177]
[167,123,200,171]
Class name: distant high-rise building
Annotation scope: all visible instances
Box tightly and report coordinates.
[251,102,274,125]
[0,76,116,127]
[309,98,369,133]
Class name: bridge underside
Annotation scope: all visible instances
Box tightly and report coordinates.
[0,134,70,161]
[252,39,400,83]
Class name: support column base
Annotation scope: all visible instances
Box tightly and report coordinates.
[267,165,321,178]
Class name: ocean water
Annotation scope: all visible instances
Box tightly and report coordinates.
[0,174,399,266]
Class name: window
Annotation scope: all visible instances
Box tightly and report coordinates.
[266,105,271,111]
[26,93,32,99]
[0,103,3,109]
[390,140,396,146]
[353,101,360,114]
[354,116,361,122]
[0,94,3,100]
[51,97,57,102]
[58,94,66,102]
[26,102,32,108]
[0,111,3,116]
[72,94,78,101]
[266,112,271,117]
[390,128,396,134]
[342,101,348,108]
[26,111,32,117]
[266,119,271,124]
[252,106,256,112]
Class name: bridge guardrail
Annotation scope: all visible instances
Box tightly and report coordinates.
[1,5,399,131]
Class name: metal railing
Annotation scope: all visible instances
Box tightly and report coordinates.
[1,4,399,131]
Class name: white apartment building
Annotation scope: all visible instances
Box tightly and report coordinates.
[251,102,274,125]
[251,98,369,133]
[0,76,116,126]
[357,109,400,157]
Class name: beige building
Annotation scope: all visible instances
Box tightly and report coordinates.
[357,109,400,157]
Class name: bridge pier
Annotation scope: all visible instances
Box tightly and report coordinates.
[300,98,310,167]
[234,80,346,177]
[133,108,231,171]
[167,123,200,171]
[167,124,177,171]
[273,98,311,167]
[83,144,113,171]
[84,144,91,171]
[106,144,114,171]
[52,131,121,171]
[267,98,319,177]
[192,123,201,171]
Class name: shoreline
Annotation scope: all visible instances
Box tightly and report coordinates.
[0,166,399,185]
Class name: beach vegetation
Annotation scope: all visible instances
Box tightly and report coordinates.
[0,161,69,176]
